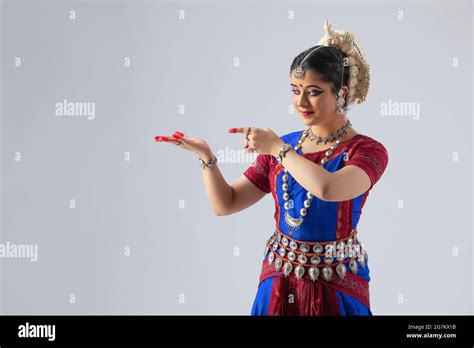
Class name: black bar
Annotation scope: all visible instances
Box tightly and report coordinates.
[0,315,472,346]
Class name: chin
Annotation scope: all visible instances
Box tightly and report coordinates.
[300,114,318,122]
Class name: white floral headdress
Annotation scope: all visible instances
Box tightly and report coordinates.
[293,20,371,105]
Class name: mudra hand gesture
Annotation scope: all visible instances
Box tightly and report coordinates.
[154,128,284,157]
[228,127,283,155]
[154,131,212,157]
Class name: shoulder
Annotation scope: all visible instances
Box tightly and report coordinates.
[346,135,390,179]
[344,134,389,190]
[352,134,389,159]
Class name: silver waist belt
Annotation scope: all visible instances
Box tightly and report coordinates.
[263,227,368,282]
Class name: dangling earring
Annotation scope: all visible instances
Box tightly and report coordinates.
[336,89,345,114]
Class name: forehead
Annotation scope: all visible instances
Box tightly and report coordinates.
[290,70,326,87]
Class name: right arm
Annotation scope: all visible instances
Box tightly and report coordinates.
[199,151,267,216]
[154,132,268,216]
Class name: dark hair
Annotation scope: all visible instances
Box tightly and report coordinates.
[290,45,350,113]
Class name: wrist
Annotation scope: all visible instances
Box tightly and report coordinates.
[272,140,286,156]
[198,152,218,170]
[274,141,292,166]
[198,150,214,162]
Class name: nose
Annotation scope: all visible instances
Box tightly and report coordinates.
[296,94,308,107]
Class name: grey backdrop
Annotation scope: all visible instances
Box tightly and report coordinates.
[1,0,472,315]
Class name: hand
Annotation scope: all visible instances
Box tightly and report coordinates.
[228,127,284,156]
[154,131,212,158]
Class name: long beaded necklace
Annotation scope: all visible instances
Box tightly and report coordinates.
[281,120,352,235]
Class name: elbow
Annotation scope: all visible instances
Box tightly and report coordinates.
[214,187,234,217]
[214,209,228,217]
[318,182,332,202]
[317,172,334,201]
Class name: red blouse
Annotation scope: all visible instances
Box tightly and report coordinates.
[244,133,389,195]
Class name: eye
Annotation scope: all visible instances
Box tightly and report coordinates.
[291,89,322,96]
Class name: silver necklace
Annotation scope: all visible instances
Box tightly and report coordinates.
[281,121,352,234]
[307,119,352,144]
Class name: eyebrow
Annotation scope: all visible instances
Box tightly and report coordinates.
[290,83,323,89]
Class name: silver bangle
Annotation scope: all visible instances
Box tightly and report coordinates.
[275,143,292,165]
[199,155,218,169]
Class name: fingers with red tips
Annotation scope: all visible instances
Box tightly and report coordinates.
[155,136,175,142]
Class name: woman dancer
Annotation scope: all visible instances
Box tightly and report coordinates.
[155,20,389,315]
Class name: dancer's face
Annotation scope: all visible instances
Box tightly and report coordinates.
[290,69,347,126]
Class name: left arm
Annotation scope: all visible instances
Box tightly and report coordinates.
[272,141,371,202]
[229,127,373,202]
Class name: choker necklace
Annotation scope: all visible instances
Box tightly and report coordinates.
[307,119,352,145]
[281,119,353,235]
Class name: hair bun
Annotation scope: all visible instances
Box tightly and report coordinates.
[317,20,370,105]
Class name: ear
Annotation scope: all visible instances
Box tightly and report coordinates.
[341,85,349,99]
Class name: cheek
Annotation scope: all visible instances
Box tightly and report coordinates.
[318,95,335,109]
[291,95,302,104]
[309,96,325,109]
